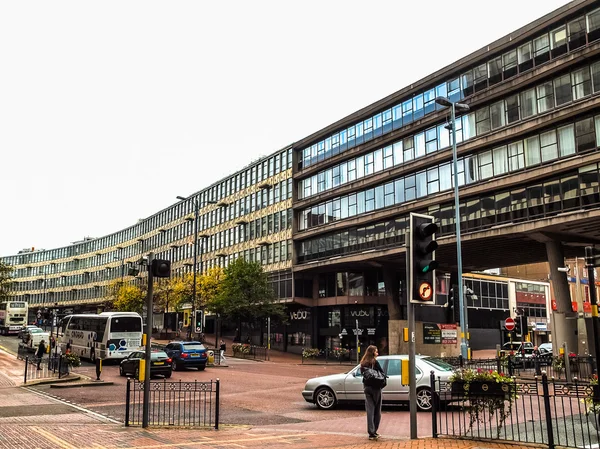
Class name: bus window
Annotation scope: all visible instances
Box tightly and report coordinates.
[111,316,142,333]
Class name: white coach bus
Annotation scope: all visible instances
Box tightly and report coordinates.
[59,312,143,361]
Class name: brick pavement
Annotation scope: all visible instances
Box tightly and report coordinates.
[0,344,543,449]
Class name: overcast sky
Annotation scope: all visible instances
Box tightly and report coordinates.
[0,0,571,257]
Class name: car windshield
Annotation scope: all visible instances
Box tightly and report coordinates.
[422,357,454,371]
[182,344,204,351]
[151,351,168,359]
[30,329,43,333]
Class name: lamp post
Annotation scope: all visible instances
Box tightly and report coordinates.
[435,96,470,360]
[177,195,217,340]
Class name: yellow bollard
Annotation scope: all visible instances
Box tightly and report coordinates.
[139,360,146,381]
[401,359,410,386]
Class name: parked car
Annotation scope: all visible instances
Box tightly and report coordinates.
[502,341,534,354]
[25,329,50,350]
[538,343,553,354]
[23,327,46,344]
[119,350,172,378]
[302,355,454,411]
[18,325,40,340]
[164,341,208,371]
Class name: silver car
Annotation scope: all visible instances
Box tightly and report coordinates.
[302,355,453,411]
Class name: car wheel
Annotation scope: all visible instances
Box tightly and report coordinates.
[119,365,125,377]
[315,387,337,410]
[172,360,180,371]
[198,365,206,371]
[416,387,434,412]
[165,372,172,379]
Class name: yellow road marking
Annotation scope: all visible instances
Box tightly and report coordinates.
[30,426,78,449]
[116,432,316,449]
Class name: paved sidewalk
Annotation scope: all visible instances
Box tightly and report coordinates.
[0,343,541,449]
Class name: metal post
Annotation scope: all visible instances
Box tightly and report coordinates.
[125,378,131,427]
[355,319,359,365]
[189,199,199,340]
[142,252,154,428]
[267,316,271,361]
[585,246,600,376]
[450,102,468,360]
[407,231,417,439]
[430,371,438,438]
[541,374,555,449]
[564,341,572,383]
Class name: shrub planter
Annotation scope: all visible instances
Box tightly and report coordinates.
[451,380,514,397]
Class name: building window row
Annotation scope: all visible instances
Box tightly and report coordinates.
[4,150,293,266]
[298,7,600,170]
[298,164,600,263]
[298,110,600,232]
[298,59,600,200]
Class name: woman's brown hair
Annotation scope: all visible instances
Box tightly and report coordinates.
[360,345,378,368]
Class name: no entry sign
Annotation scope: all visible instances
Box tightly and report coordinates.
[504,317,515,331]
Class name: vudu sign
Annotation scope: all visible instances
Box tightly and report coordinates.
[350,310,370,317]
[290,309,310,320]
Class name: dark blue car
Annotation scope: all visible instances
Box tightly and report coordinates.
[164,341,208,371]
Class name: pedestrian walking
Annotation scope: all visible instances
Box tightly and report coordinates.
[219,339,226,364]
[360,345,386,440]
[36,339,47,370]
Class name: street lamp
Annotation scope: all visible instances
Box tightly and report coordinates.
[176,195,217,340]
[435,96,470,360]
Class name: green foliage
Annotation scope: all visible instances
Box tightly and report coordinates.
[109,281,146,314]
[232,343,250,354]
[450,368,516,437]
[63,353,81,367]
[199,267,225,313]
[0,261,15,301]
[302,348,321,359]
[216,258,285,323]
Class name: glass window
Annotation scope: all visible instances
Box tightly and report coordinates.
[493,146,508,176]
[518,42,532,65]
[524,135,541,167]
[425,127,437,154]
[520,88,537,119]
[414,132,425,158]
[554,74,572,106]
[475,107,490,135]
[488,57,502,83]
[490,101,505,130]
[551,26,567,49]
[505,94,520,124]
[479,150,493,180]
[558,124,576,157]
[537,82,555,113]
[403,137,414,162]
[534,34,550,57]
[540,130,558,162]
[591,62,600,92]
[508,141,525,172]
[588,8,600,37]
[462,113,476,140]
[572,67,592,100]
[576,117,596,153]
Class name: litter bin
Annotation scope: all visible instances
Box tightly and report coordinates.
[207,350,214,364]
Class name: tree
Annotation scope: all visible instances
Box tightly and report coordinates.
[200,267,225,314]
[108,280,146,314]
[0,262,14,302]
[215,258,285,324]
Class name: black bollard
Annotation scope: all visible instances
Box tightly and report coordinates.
[95,358,102,381]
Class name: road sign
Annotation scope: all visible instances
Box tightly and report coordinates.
[504,317,515,331]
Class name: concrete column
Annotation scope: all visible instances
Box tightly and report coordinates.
[383,265,403,355]
[546,240,578,354]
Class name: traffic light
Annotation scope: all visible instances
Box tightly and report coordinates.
[151,259,171,278]
[194,310,203,333]
[409,213,438,304]
[514,315,522,336]
[448,285,460,323]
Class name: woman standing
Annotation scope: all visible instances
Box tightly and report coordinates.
[360,345,385,440]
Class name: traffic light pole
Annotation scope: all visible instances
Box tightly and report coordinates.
[142,252,154,429]
[585,246,600,376]
[406,231,417,440]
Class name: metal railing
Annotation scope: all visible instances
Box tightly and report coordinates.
[434,355,596,381]
[231,344,268,361]
[431,372,600,449]
[23,355,69,383]
[124,378,220,428]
